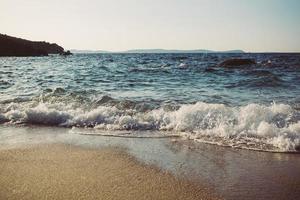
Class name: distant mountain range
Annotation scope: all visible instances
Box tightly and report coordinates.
[123,49,245,53]
[70,49,111,54]
[71,49,245,54]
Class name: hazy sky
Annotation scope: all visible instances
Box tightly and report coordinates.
[1,0,300,52]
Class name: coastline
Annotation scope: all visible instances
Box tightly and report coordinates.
[0,144,220,200]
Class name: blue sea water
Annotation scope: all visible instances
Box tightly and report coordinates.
[1,53,300,152]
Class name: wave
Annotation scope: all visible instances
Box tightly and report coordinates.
[0,101,299,152]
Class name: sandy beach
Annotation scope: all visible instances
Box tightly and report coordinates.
[0,144,220,200]
[1,1,300,200]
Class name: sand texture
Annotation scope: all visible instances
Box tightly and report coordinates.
[0,144,220,200]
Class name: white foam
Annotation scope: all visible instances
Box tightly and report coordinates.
[1,101,299,152]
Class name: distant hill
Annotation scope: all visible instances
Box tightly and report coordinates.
[71,48,245,54]
[0,33,65,56]
[123,49,245,53]
[70,49,111,54]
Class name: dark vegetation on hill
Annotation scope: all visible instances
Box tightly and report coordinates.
[0,34,66,57]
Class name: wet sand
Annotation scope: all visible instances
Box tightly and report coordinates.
[0,144,220,200]
[1,125,300,200]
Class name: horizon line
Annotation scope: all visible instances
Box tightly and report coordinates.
[69,48,300,54]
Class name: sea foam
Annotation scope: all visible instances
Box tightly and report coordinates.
[1,101,299,152]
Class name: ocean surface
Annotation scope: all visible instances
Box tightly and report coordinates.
[1,53,300,152]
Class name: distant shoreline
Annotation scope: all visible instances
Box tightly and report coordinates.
[70,51,300,54]
[70,49,300,54]
[70,49,245,54]
[1,33,299,57]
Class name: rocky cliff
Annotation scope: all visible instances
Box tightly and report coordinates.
[0,34,65,56]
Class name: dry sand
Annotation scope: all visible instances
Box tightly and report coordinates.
[0,144,220,200]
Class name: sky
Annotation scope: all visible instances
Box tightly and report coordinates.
[1,0,300,52]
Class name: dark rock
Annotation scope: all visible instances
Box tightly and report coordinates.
[0,33,64,57]
[60,50,73,56]
[219,58,256,67]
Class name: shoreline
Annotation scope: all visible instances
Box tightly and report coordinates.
[1,125,300,200]
[0,144,220,200]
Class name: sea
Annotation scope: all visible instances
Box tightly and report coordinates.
[1,53,300,152]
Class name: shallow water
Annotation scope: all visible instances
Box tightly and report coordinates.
[0,53,300,151]
[0,125,299,200]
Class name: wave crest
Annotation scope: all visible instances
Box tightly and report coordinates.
[1,101,299,152]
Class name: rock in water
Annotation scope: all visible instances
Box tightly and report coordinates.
[60,50,73,56]
[219,58,256,67]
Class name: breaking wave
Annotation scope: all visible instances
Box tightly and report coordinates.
[1,100,299,152]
